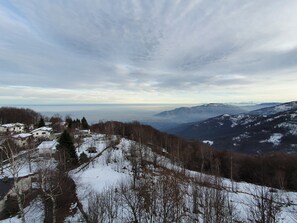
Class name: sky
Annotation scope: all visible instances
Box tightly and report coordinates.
[0,0,297,105]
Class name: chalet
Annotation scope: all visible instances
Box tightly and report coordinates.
[74,129,91,139]
[0,123,25,133]
[31,127,53,139]
[37,140,57,156]
[12,133,33,147]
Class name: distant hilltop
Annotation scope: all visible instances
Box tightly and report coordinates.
[156,103,245,116]
[155,103,246,123]
[154,102,282,124]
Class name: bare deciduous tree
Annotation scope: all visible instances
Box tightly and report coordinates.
[155,174,186,223]
[192,175,240,223]
[1,139,27,223]
[120,181,144,223]
[86,191,106,223]
[37,159,61,223]
[86,187,121,223]
[248,186,283,223]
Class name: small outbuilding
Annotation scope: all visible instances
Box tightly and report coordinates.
[87,147,97,153]
[37,140,57,156]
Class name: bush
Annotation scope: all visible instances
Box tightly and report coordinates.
[79,152,89,164]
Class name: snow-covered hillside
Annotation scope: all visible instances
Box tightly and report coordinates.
[1,133,297,222]
[70,134,297,222]
[249,101,297,116]
[170,101,297,154]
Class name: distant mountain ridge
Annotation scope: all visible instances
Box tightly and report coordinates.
[155,103,246,123]
[249,101,297,115]
[168,101,297,154]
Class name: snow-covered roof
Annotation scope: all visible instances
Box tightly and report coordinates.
[31,127,53,133]
[2,123,15,128]
[37,140,57,150]
[15,122,25,126]
[2,123,25,128]
[13,133,32,139]
[79,129,90,134]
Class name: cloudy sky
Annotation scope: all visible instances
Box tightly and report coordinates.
[0,0,297,105]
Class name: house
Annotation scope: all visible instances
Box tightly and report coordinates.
[31,127,53,139]
[12,133,33,147]
[0,123,25,133]
[0,126,6,132]
[87,147,97,153]
[9,123,25,133]
[37,140,57,156]
[44,122,52,127]
[74,129,91,139]
[80,129,91,135]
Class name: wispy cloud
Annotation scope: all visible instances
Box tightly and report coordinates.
[0,0,297,104]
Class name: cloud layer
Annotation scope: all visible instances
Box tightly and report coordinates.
[0,0,297,104]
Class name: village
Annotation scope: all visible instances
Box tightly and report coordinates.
[0,117,91,158]
[0,115,93,218]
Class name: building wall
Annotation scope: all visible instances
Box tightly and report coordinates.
[32,130,51,138]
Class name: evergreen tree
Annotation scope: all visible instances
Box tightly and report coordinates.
[57,130,78,167]
[73,119,81,129]
[65,116,73,129]
[38,117,45,127]
[81,117,89,129]
[79,152,89,164]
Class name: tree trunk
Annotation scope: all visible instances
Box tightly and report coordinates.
[14,183,26,223]
[51,196,57,223]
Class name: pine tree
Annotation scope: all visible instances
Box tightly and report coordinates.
[73,119,81,129]
[81,117,89,129]
[65,116,73,129]
[57,130,78,167]
[38,117,45,127]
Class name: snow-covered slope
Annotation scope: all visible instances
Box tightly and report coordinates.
[69,134,297,222]
[2,132,297,222]
[169,101,297,154]
[249,101,297,116]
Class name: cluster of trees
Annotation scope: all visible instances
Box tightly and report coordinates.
[37,115,90,134]
[86,176,191,223]
[65,116,89,131]
[0,107,41,125]
[0,106,90,134]
[91,121,297,191]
